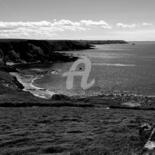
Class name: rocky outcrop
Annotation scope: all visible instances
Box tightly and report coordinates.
[139,123,155,154]
[0,39,95,64]
[0,71,23,94]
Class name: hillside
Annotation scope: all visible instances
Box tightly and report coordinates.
[0,39,93,64]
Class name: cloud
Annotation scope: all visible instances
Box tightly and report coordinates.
[0,19,111,38]
[0,19,111,31]
[80,20,112,29]
[1,20,154,40]
[116,23,137,28]
[142,22,153,26]
[116,22,154,29]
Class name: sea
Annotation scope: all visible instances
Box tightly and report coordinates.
[33,41,155,97]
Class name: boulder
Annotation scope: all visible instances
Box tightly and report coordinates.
[52,94,71,101]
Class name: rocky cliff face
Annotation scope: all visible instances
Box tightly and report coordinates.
[0,39,91,64]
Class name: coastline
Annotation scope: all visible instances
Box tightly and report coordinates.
[9,71,155,111]
[0,40,154,110]
[10,72,56,99]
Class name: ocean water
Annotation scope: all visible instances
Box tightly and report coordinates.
[34,42,155,97]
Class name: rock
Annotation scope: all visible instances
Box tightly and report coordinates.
[144,140,155,150]
[139,123,152,143]
[0,64,17,72]
[0,49,4,64]
[51,94,71,101]
[139,123,155,154]
[12,76,24,89]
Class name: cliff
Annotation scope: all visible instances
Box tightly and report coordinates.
[0,39,93,64]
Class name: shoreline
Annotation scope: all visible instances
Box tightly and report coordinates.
[10,72,56,99]
[10,71,155,110]
[0,68,153,109]
[10,69,155,102]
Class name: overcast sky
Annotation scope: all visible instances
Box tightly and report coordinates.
[0,0,155,40]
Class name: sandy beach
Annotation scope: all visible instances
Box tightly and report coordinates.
[10,72,56,99]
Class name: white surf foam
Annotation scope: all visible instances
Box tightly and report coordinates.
[10,72,55,99]
[93,63,136,67]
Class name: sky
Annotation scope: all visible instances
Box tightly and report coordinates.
[0,0,155,41]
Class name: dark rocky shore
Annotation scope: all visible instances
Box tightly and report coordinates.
[1,39,155,154]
